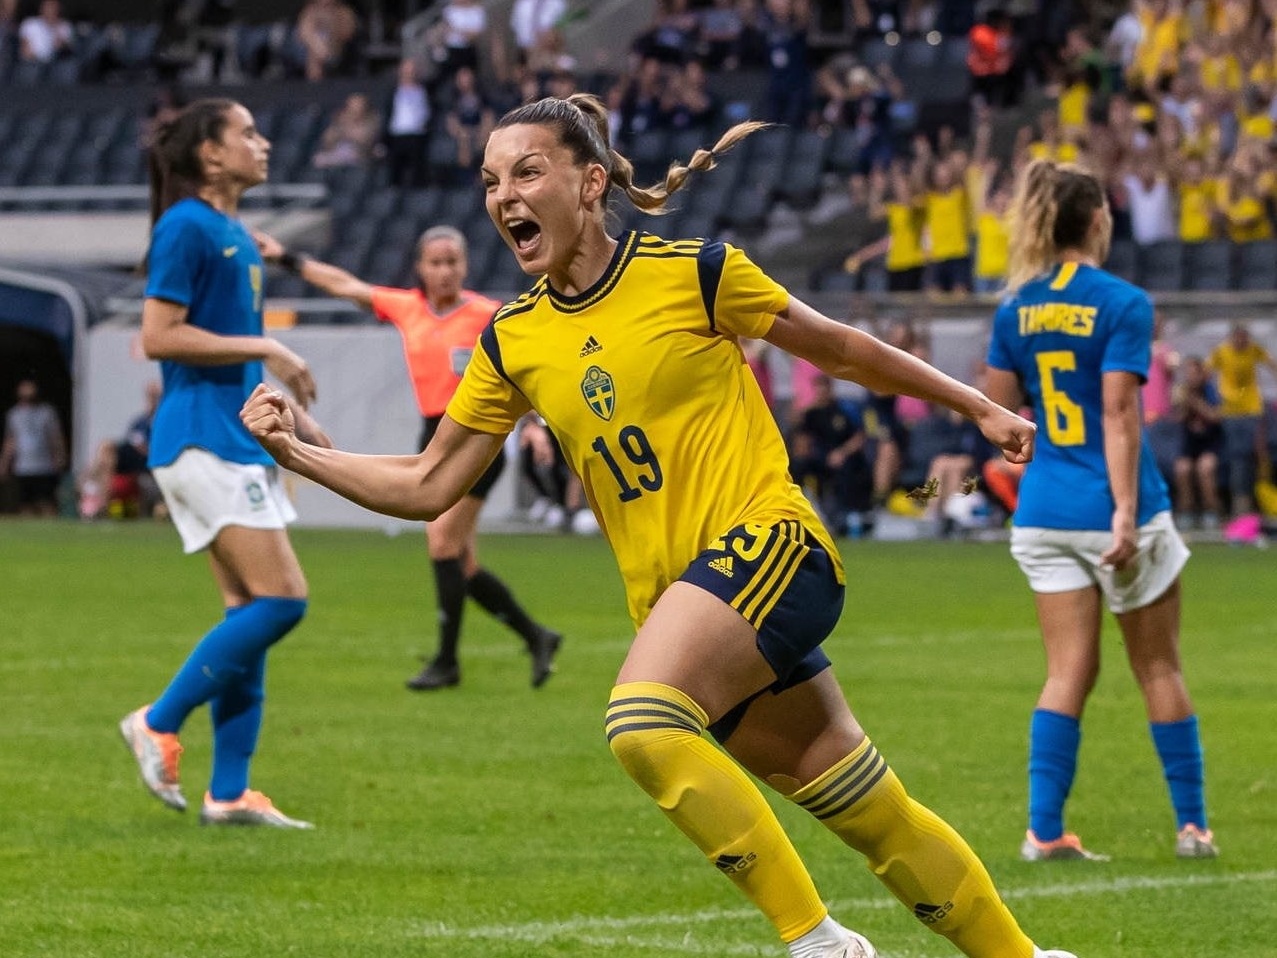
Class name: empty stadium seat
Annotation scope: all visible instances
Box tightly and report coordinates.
[1104,239,1139,284]
[899,37,941,71]
[1233,239,1277,290]
[856,38,898,70]
[1183,239,1232,291]
[1138,240,1184,291]
[775,131,825,208]
[628,128,672,181]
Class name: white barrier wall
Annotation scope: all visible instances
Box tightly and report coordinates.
[81,325,519,532]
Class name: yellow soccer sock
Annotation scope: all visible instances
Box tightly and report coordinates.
[606,681,827,942]
[790,739,1034,958]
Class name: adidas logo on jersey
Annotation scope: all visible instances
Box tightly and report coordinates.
[708,556,734,578]
[579,335,602,357]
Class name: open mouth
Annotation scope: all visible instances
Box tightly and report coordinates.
[508,220,541,253]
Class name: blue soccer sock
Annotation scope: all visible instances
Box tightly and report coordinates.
[208,652,267,802]
[1028,708,1081,842]
[1151,715,1207,830]
[147,597,307,735]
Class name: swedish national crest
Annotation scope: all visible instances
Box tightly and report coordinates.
[581,365,616,421]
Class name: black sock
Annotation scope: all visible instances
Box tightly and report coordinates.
[466,567,542,649]
[432,557,466,667]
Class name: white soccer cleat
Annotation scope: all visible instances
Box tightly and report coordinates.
[1176,824,1219,859]
[833,930,877,957]
[1020,830,1109,862]
[199,790,314,829]
[1034,949,1079,958]
[119,706,186,812]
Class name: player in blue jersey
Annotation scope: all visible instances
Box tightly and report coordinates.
[242,94,1077,958]
[984,159,1217,862]
[118,98,330,829]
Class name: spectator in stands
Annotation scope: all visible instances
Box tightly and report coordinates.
[1126,0,1185,96]
[663,58,718,130]
[899,403,988,537]
[444,66,496,171]
[1208,322,1277,530]
[113,378,164,519]
[1,0,22,71]
[1123,154,1177,246]
[1175,154,1220,244]
[1143,312,1179,424]
[1220,149,1274,242]
[968,7,1017,108]
[312,93,381,170]
[631,0,701,66]
[761,0,812,126]
[293,0,359,82]
[697,0,745,70]
[78,380,164,521]
[973,171,1011,293]
[1172,355,1224,529]
[509,0,567,67]
[881,160,926,290]
[619,56,668,141]
[789,374,874,537]
[851,0,903,38]
[17,0,72,65]
[0,377,67,517]
[383,58,432,188]
[915,141,972,294]
[817,62,898,173]
[432,0,489,80]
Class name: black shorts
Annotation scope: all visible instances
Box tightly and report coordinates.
[680,519,843,741]
[16,473,60,507]
[1180,428,1222,462]
[420,415,506,500]
[887,266,925,292]
[930,255,972,291]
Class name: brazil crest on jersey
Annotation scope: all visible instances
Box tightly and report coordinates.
[987,261,1171,530]
[447,231,842,626]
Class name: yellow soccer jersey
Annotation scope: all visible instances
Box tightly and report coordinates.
[925,186,970,261]
[447,231,843,626]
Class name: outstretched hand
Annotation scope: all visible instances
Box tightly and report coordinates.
[976,404,1036,464]
[241,384,297,464]
[253,230,285,262]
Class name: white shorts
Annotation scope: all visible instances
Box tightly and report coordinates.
[153,447,297,554]
[1009,510,1189,614]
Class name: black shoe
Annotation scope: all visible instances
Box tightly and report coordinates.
[529,629,562,689]
[406,660,460,691]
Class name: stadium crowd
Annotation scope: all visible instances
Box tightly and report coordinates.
[0,0,1275,538]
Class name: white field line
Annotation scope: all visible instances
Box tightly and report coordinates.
[419,870,1277,953]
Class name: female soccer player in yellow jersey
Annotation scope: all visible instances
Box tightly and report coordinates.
[241,94,1075,958]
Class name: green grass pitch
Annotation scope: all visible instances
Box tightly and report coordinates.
[1,520,1273,957]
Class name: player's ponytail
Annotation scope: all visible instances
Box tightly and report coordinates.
[1005,159,1108,291]
[495,94,768,216]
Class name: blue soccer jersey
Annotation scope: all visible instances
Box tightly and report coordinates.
[145,198,271,468]
[987,261,1171,530]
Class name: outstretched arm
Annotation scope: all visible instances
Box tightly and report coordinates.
[254,231,375,310]
[240,385,504,520]
[764,297,1035,463]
